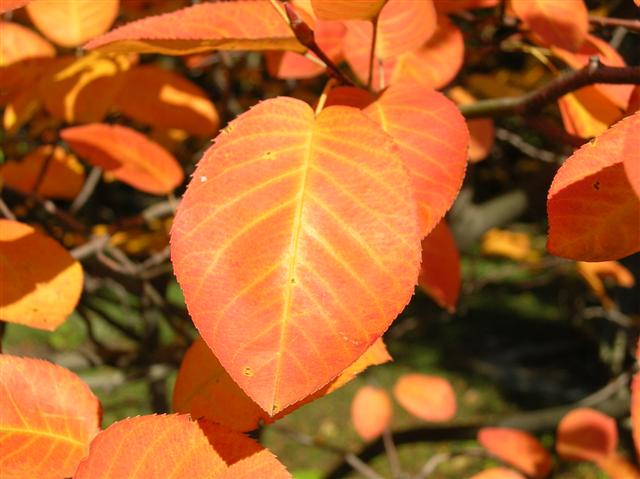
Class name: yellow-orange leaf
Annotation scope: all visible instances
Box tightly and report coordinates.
[0,220,83,331]
[393,373,456,422]
[511,0,588,52]
[0,355,101,478]
[351,386,392,441]
[311,0,387,20]
[547,111,640,261]
[576,260,635,309]
[448,86,494,162]
[418,219,460,312]
[26,0,119,47]
[469,468,527,479]
[76,417,291,478]
[173,337,391,432]
[113,64,219,136]
[61,123,184,195]
[0,0,31,13]
[0,145,85,199]
[596,453,640,479]
[481,228,535,263]
[556,408,617,462]
[85,1,303,55]
[558,87,623,139]
[478,428,552,479]
[170,97,421,415]
[39,53,132,124]
[0,21,54,67]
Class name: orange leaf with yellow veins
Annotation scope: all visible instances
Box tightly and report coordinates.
[61,123,184,195]
[351,386,392,441]
[311,0,387,20]
[0,220,83,331]
[478,428,552,479]
[85,1,303,55]
[393,374,457,422]
[113,64,219,136]
[0,355,101,478]
[0,21,54,67]
[511,0,588,52]
[0,145,85,199]
[547,111,640,261]
[27,0,118,47]
[418,219,460,313]
[173,337,391,432]
[171,97,421,415]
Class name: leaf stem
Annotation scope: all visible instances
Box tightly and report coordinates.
[315,78,337,115]
[367,14,379,90]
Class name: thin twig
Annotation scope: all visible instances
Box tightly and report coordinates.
[30,148,54,197]
[589,15,640,32]
[70,235,110,260]
[495,127,564,163]
[0,197,17,220]
[70,166,102,213]
[345,454,385,479]
[382,428,402,479]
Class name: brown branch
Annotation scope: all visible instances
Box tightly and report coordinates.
[460,61,640,119]
[589,15,640,32]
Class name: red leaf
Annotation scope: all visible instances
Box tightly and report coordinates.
[393,373,456,422]
[0,355,101,479]
[556,408,617,462]
[0,220,83,331]
[418,219,461,312]
[170,97,421,415]
[0,21,55,67]
[478,428,552,479]
[547,111,640,261]
[310,0,387,21]
[351,386,392,441]
[61,123,184,195]
[511,0,588,52]
[85,1,303,55]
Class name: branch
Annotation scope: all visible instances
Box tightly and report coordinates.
[589,15,640,32]
[460,62,640,119]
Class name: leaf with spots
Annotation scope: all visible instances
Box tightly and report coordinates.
[170,96,421,415]
[547,111,640,261]
[0,220,83,331]
[0,355,101,479]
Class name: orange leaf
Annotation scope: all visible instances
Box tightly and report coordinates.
[556,407,617,462]
[435,0,500,13]
[576,260,635,309]
[170,97,421,415]
[558,86,624,139]
[478,428,552,479]
[481,228,536,263]
[38,53,132,124]
[61,123,184,195]
[418,219,460,312]
[73,415,290,478]
[85,1,303,55]
[448,86,495,162]
[547,111,640,261]
[632,374,640,461]
[0,21,54,67]
[511,0,588,52]
[26,0,119,48]
[173,337,391,432]
[113,64,219,136]
[390,16,464,90]
[623,110,640,199]
[344,0,436,61]
[393,373,456,422]
[0,220,83,331]
[0,145,85,199]
[351,386,392,441]
[469,468,527,479]
[311,0,387,20]
[0,355,101,478]
[596,453,640,479]
[0,0,31,13]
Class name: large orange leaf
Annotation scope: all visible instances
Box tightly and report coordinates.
[392,373,456,422]
[511,0,588,52]
[170,97,421,415]
[448,86,494,162]
[547,112,640,261]
[469,468,527,479]
[0,0,31,13]
[0,220,83,331]
[0,21,55,67]
[478,428,552,479]
[173,337,390,432]
[85,1,303,55]
[344,0,436,61]
[113,64,219,136]
[418,219,460,312]
[26,0,119,47]
[311,0,387,20]
[351,385,392,441]
[0,355,101,478]
[623,112,640,199]
[556,408,617,462]
[61,123,184,195]
[0,145,85,199]
[75,415,289,478]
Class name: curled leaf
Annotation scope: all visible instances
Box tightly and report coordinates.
[556,407,617,462]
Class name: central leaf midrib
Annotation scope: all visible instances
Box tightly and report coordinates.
[270,120,315,414]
